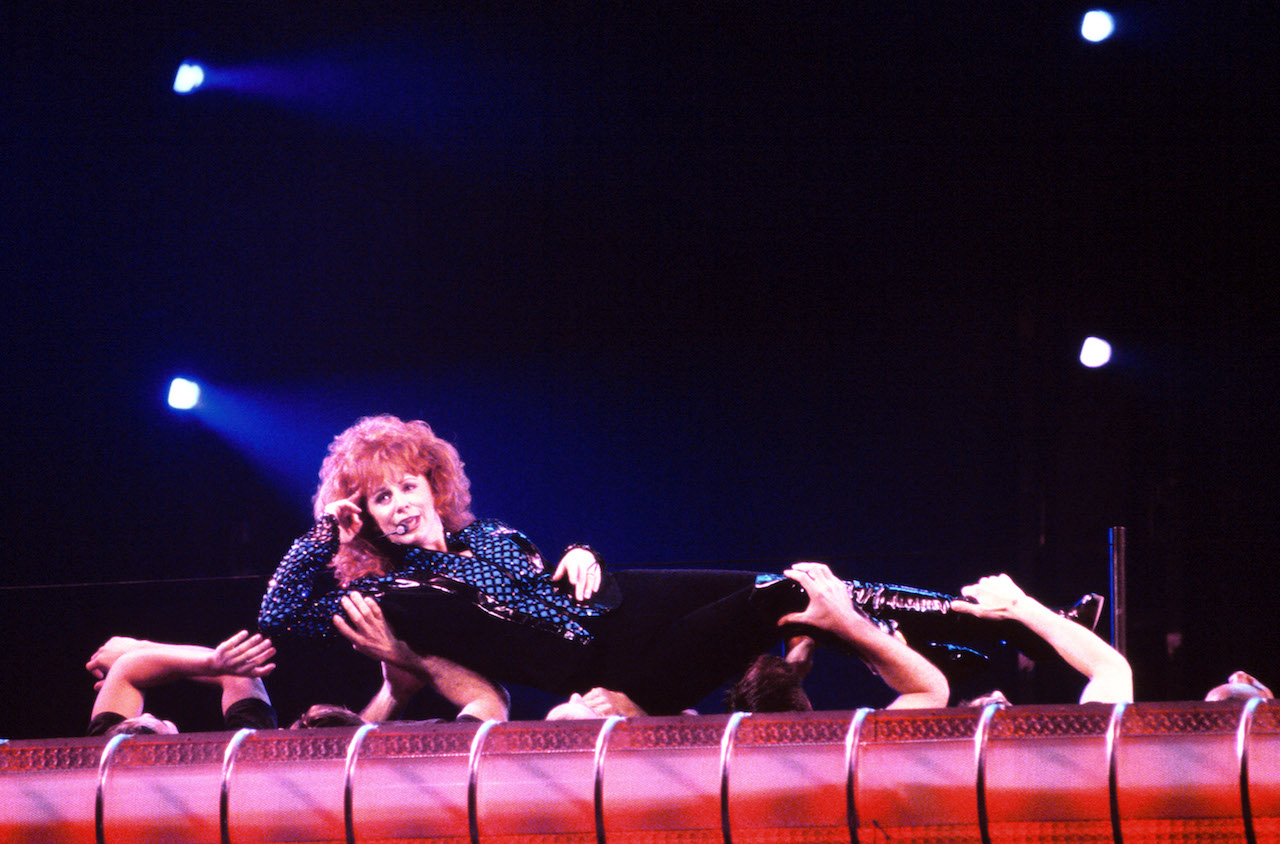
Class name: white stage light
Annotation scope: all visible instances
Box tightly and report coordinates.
[1079,336,1112,368]
[168,377,201,409]
[1081,11,1115,42]
[173,62,206,94]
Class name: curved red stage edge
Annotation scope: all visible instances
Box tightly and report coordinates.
[3,701,1277,843]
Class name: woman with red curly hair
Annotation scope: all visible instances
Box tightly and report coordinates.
[260,415,954,715]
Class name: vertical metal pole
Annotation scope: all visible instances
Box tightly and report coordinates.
[974,702,1004,844]
[1105,701,1128,844]
[593,715,625,844]
[467,719,499,844]
[844,708,873,844]
[95,733,131,844]
[719,711,749,844]
[1237,696,1263,844]
[220,728,256,844]
[343,722,378,844]
[1109,526,1127,656]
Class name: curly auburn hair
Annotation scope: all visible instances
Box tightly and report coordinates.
[315,415,475,584]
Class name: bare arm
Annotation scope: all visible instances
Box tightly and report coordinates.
[337,592,510,721]
[780,563,949,709]
[360,662,423,722]
[951,574,1133,703]
[90,631,276,719]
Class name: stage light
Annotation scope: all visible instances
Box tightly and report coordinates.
[173,62,206,94]
[1081,10,1115,42]
[168,377,201,409]
[1079,337,1112,368]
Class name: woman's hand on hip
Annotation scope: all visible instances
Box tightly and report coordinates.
[334,592,412,666]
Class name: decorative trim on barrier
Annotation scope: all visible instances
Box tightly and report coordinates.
[6,703,1279,843]
[719,710,749,844]
[593,715,624,844]
[343,722,377,844]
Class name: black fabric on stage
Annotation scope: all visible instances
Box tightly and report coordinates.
[377,568,809,714]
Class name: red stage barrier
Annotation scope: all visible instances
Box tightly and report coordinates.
[3,701,1277,843]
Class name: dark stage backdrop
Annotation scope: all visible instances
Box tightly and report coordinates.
[3,2,1278,738]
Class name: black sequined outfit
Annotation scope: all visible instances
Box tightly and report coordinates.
[259,516,801,714]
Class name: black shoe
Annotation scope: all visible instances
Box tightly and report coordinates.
[1058,593,1105,631]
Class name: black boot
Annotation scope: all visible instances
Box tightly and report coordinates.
[1059,593,1105,631]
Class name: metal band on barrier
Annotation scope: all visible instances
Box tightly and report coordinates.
[94,732,131,844]
[844,707,873,844]
[593,715,625,844]
[974,702,1004,844]
[343,722,378,844]
[467,719,500,844]
[1105,702,1128,844]
[719,711,749,844]
[1238,696,1264,844]
[219,728,256,844]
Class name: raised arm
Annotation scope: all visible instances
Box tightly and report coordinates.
[336,592,510,721]
[951,573,1133,704]
[780,562,949,709]
[259,516,350,638]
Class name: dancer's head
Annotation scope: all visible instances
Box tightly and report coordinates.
[726,653,813,713]
[290,704,367,729]
[1205,670,1273,702]
[103,713,179,737]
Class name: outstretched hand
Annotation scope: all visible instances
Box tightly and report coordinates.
[209,630,277,678]
[552,547,602,601]
[950,574,1025,620]
[778,561,864,634]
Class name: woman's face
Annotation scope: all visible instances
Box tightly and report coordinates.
[365,471,446,549]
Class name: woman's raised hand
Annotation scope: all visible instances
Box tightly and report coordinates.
[324,495,364,544]
[553,547,602,602]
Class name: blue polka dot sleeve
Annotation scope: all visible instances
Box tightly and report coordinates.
[258,516,347,639]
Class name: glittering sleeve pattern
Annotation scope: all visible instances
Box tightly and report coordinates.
[258,515,347,639]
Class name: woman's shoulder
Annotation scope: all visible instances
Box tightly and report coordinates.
[459,516,522,537]
[457,518,542,559]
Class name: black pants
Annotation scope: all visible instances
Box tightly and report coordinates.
[376,568,806,715]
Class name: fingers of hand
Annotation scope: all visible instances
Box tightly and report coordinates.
[334,613,360,640]
[341,593,369,621]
